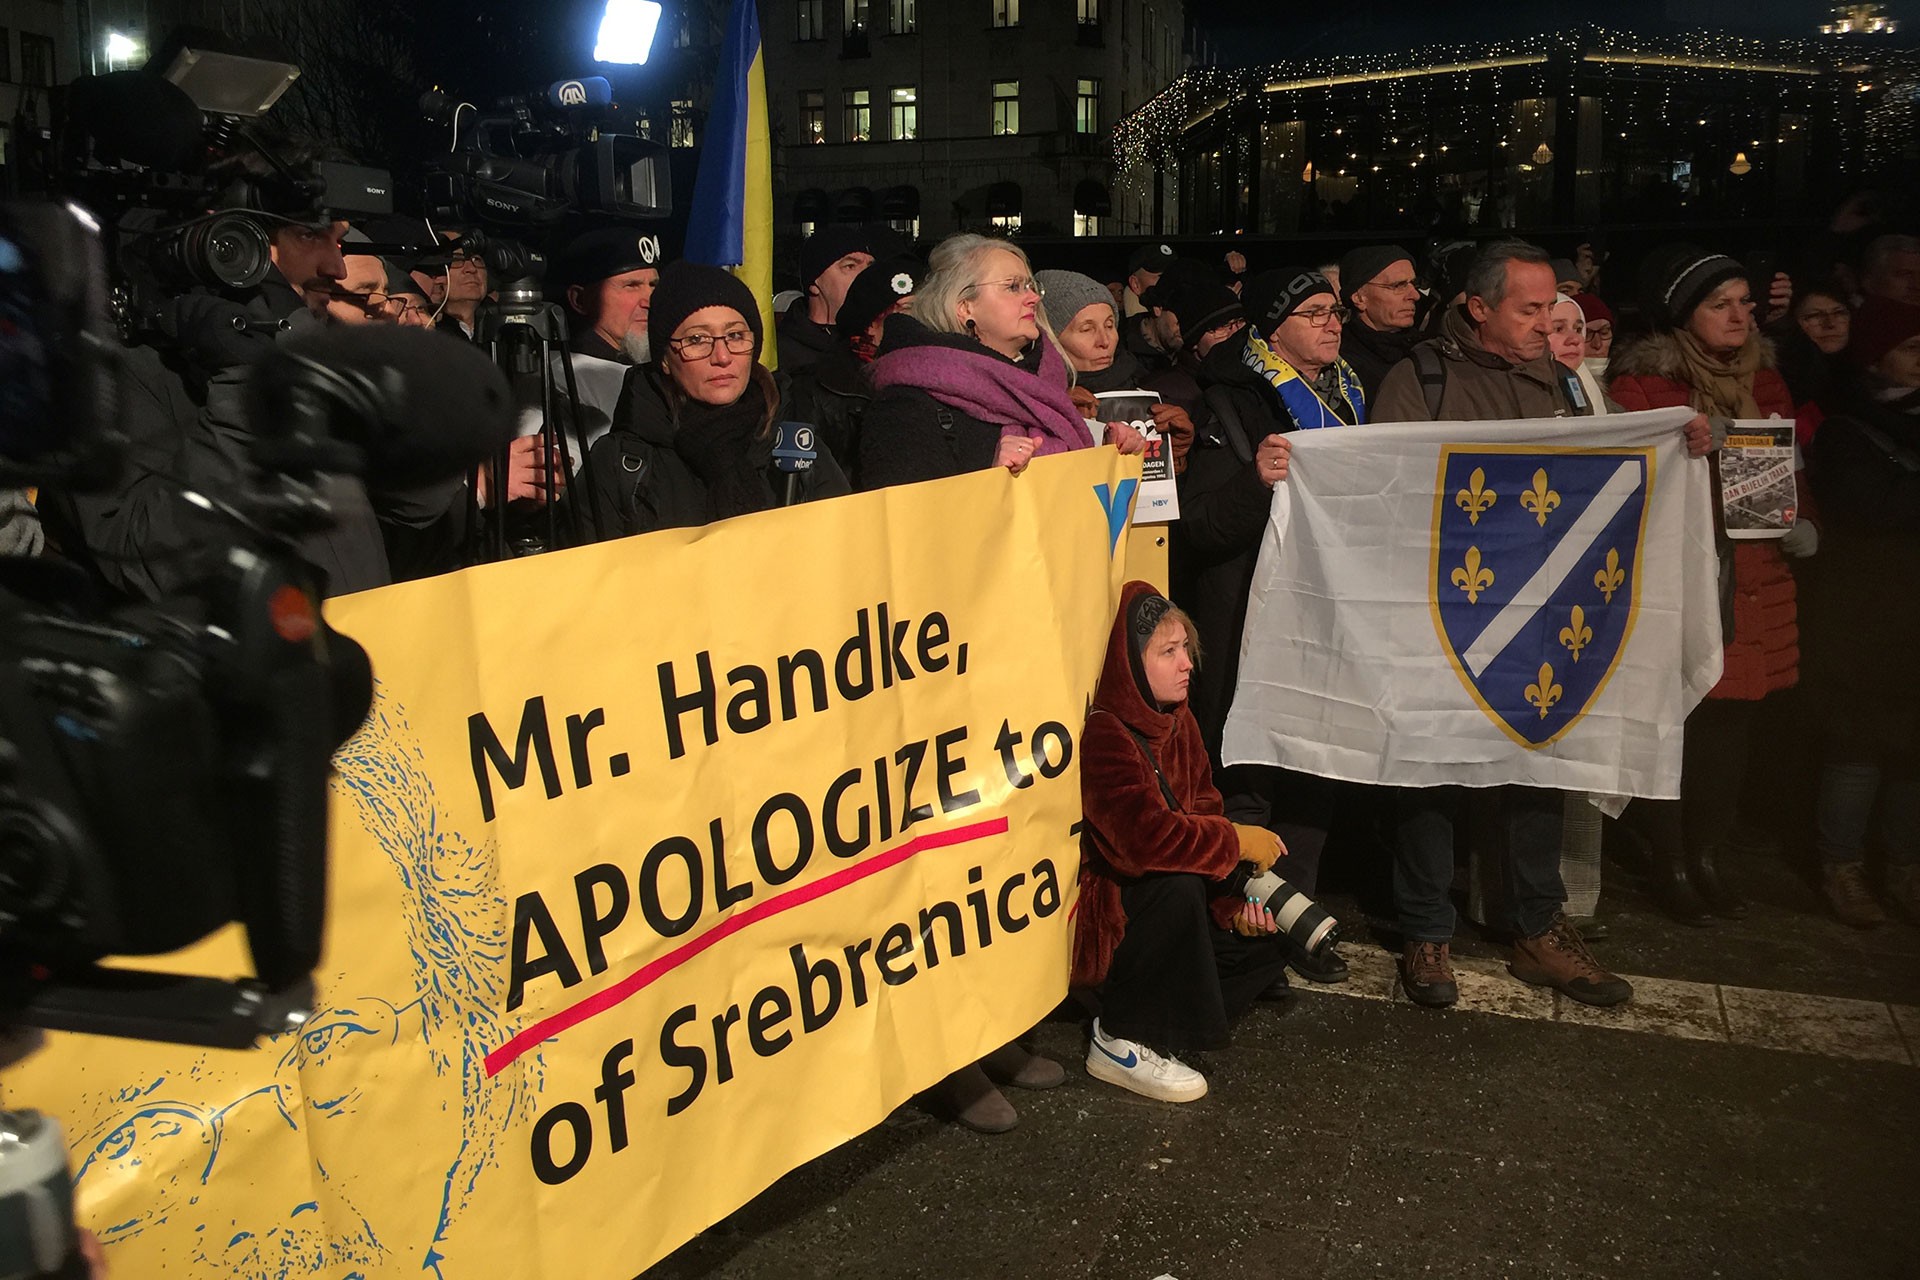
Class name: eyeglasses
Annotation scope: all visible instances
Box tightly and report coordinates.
[669,329,755,360]
[1373,277,1419,294]
[1800,308,1849,326]
[970,276,1042,298]
[323,288,413,319]
[1290,304,1350,328]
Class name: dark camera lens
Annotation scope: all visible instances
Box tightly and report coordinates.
[169,212,272,291]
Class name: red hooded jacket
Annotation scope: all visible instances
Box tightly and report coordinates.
[1073,581,1244,989]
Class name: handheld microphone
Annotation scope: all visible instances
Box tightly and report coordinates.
[246,326,516,483]
[772,421,818,507]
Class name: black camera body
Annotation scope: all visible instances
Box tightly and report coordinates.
[0,197,371,1048]
[420,78,671,231]
[29,67,396,345]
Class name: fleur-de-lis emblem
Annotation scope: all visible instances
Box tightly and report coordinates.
[1450,545,1494,603]
[1594,548,1625,604]
[1559,605,1593,662]
[1525,662,1563,719]
[1519,468,1561,526]
[1454,467,1497,526]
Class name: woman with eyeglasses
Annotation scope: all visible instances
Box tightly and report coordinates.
[857,234,1100,491]
[1771,279,1854,431]
[584,261,849,537]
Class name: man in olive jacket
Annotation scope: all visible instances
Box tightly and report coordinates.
[1372,240,1594,423]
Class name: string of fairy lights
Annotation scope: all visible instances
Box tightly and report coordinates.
[1110,24,1919,223]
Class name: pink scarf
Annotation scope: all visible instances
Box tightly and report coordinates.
[868,329,1096,454]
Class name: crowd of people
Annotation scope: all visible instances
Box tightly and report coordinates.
[16,187,1917,1133]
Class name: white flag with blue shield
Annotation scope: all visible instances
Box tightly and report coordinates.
[1220,407,1723,798]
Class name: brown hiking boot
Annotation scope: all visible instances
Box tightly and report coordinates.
[1823,862,1888,929]
[1399,940,1458,1008]
[1510,914,1632,1007]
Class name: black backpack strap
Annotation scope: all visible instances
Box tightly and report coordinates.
[1094,710,1183,814]
[1202,384,1256,464]
[1412,343,1448,419]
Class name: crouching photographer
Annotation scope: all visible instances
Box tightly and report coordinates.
[1074,584,1339,1104]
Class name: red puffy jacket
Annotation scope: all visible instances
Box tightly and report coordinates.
[1608,338,1800,701]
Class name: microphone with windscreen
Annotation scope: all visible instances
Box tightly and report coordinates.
[63,71,206,171]
[244,326,517,484]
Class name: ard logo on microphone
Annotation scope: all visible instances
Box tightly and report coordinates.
[555,80,589,106]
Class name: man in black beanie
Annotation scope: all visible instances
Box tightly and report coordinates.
[1337,243,1421,401]
[540,226,668,475]
[789,255,921,467]
[779,226,874,372]
[1124,257,1211,377]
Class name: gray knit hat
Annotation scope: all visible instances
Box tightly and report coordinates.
[1037,270,1116,334]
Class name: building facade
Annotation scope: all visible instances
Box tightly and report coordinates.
[1117,26,1918,238]
[758,0,1189,250]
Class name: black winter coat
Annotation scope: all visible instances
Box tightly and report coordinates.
[1171,331,1302,759]
[857,316,1035,489]
[1340,319,1421,405]
[584,367,850,537]
[785,343,874,479]
[776,307,835,373]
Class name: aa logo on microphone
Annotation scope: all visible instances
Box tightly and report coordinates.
[555,80,589,106]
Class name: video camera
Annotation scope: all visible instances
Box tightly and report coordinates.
[28,42,397,344]
[419,74,670,231]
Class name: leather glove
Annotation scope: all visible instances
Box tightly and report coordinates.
[1149,403,1196,475]
[1781,520,1819,559]
[1231,822,1283,873]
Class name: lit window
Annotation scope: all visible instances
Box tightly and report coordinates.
[843,88,872,142]
[801,90,825,143]
[670,99,695,148]
[1074,212,1100,236]
[889,86,917,140]
[845,0,869,33]
[990,213,1023,232]
[1078,0,1098,23]
[993,0,1021,27]
[1076,78,1100,134]
[889,0,916,34]
[991,80,1020,135]
[796,0,825,40]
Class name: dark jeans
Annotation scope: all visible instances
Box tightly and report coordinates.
[1220,764,1335,895]
[1099,873,1290,1054]
[1817,690,1920,867]
[1623,696,1758,858]
[1391,785,1565,942]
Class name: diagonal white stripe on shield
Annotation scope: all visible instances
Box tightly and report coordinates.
[1461,460,1642,678]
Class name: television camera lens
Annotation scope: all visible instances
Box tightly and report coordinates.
[162,212,273,291]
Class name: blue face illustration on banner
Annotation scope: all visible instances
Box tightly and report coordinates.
[1431,446,1653,747]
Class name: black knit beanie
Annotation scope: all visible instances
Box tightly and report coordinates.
[1242,267,1336,336]
[837,255,921,337]
[647,261,764,361]
[1638,244,1747,332]
[1337,244,1414,306]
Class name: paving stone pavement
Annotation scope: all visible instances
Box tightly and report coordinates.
[638,852,1920,1280]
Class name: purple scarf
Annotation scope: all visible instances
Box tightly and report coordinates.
[867,331,1096,455]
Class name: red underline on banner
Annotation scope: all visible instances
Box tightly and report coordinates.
[484,816,1012,1076]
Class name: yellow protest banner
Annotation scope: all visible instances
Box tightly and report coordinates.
[1,448,1141,1278]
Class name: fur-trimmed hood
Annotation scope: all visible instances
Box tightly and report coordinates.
[1607,329,1778,385]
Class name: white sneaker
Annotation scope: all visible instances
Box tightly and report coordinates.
[1084,1018,1208,1103]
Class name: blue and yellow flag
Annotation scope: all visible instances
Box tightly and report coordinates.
[685,0,777,367]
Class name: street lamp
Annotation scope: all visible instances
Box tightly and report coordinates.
[595,0,664,65]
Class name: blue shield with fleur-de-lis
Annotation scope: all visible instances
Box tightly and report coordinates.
[1430,445,1655,748]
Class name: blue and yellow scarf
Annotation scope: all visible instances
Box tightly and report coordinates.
[1241,334,1367,429]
